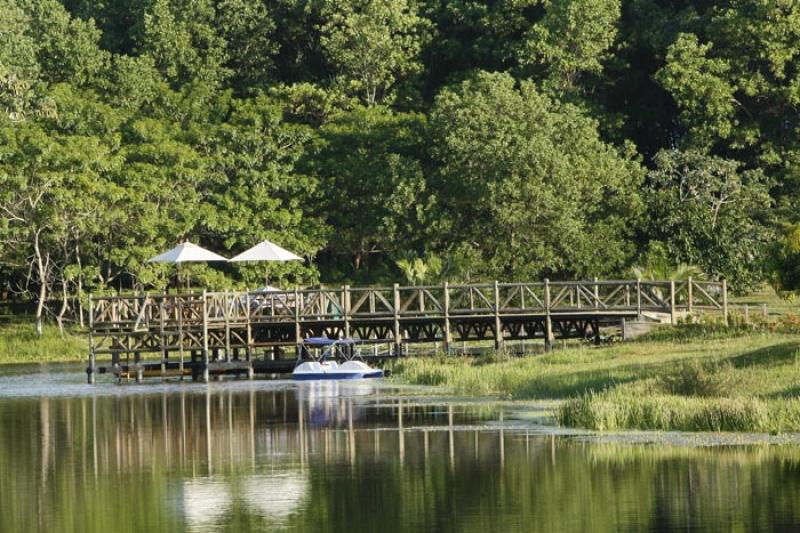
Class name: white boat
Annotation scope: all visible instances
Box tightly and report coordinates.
[292,337,383,380]
[292,360,383,381]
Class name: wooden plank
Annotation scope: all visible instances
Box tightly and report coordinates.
[493,281,503,352]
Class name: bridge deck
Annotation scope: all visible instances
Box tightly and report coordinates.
[86,279,728,383]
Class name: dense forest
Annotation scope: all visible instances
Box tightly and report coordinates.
[1,0,799,330]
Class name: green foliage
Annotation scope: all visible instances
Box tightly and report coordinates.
[518,0,621,94]
[430,71,643,280]
[303,105,431,279]
[656,34,736,147]
[644,149,773,292]
[395,252,442,285]
[0,321,87,363]
[320,0,429,105]
[768,224,800,296]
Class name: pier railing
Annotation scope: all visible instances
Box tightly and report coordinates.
[90,278,727,331]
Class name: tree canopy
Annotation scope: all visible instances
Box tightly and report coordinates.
[1,0,798,331]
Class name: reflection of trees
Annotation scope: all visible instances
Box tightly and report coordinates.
[1,389,800,532]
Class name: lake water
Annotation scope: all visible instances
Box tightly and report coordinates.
[2,365,800,532]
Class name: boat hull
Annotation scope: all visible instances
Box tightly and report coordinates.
[292,370,383,381]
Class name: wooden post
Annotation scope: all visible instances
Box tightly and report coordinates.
[593,277,599,310]
[393,284,402,356]
[224,291,231,362]
[87,294,95,384]
[135,352,143,383]
[544,279,553,352]
[669,280,676,326]
[636,278,642,317]
[722,279,729,326]
[246,291,254,380]
[687,276,693,314]
[493,280,503,352]
[158,295,167,380]
[762,303,768,320]
[178,297,185,381]
[294,288,302,345]
[202,290,209,383]
[343,285,351,339]
[443,282,452,355]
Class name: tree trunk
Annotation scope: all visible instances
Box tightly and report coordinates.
[57,281,68,336]
[75,243,84,328]
[33,230,48,337]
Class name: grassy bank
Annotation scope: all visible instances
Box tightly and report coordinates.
[390,327,800,433]
[0,322,87,364]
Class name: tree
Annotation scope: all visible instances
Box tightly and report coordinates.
[768,224,800,297]
[0,0,41,121]
[303,105,431,280]
[430,71,643,280]
[0,108,120,334]
[644,149,773,291]
[216,0,278,92]
[26,0,109,86]
[202,95,326,286]
[654,3,800,217]
[320,0,429,105]
[517,0,621,95]
[656,33,736,148]
[136,0,228,87]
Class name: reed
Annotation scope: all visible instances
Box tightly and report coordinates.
[556,390,800,433]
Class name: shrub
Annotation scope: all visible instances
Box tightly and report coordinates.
[657,359,743,397]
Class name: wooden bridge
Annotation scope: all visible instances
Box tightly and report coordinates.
[86,278,728,383]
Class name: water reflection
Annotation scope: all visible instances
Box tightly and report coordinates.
[1,372,800,532]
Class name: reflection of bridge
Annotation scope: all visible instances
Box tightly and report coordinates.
[87,279,728,383]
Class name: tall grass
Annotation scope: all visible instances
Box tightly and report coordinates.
[0,322,87,364]
[556,390,800,433]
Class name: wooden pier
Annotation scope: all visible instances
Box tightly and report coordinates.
[86,278,728,383]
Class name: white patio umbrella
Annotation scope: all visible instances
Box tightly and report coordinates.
[149,241,228,288]
[229,240,302,287]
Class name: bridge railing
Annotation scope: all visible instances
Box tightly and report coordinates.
[88,278,728,331]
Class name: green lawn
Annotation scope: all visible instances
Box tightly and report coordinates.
[0,322,87,364]
[390,327,800,433]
